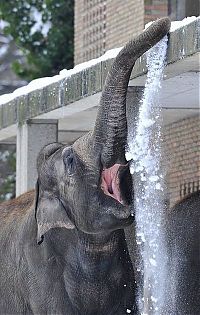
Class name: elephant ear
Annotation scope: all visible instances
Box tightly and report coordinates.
[34,180,75,244]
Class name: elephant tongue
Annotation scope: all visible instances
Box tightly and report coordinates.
[101,164,122,204]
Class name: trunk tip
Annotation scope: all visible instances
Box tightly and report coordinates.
[146,17,171,36]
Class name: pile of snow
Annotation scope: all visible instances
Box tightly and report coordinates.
[145,16,198,32]
[60,46,122,77]
[170,16,198,32]
[0,46,122,106]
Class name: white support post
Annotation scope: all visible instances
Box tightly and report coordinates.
[16,119,58,196]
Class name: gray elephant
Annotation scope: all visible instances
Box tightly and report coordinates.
[0,18,171,314]
[164,190,200,315]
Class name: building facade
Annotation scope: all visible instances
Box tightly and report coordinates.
[74,0,144,65]
[74,0,199,65]
[163,116,200,207]
[74,0,170,65]
[144,0,168,25]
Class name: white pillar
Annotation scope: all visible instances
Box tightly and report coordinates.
[16,119,58,196]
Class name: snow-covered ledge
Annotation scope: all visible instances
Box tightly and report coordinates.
[0,17,199,133]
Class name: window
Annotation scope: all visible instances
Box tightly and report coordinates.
[180,181,200,198]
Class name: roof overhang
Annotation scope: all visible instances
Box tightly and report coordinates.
[0,17,199,143]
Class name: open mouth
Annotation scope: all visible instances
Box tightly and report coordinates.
[101,163,132,205]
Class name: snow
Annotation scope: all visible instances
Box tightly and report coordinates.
[0,16,198,107]
[0,150,10,162]
[126,35,168,314]
[145,16,198,32]
[170,16,198,32]
[0,20,10,30]
[0,44,9,58]
[149,175,159,182]
[0,35,10,44]
[149,258,157,267]
[127,34,167,173]
[0,46,122,106]
[0,22,11,60]
[5,193,13,200]
[59,46,122,76]
[30,7,52,37]
[155,183,162,190]
[151,296,158,303]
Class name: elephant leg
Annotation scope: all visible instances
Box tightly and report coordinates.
[27,280,74,315]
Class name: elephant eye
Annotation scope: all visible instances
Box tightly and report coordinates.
[63,149,75,176]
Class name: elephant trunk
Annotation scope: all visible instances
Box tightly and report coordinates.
[92,17,171,168]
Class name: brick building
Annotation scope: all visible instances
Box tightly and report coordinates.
[163,116,200,207]
[74,0,144,65]
[74,0,199,65]
[144,0,168,25]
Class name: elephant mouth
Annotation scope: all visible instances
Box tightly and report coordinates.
[101,163,132,205]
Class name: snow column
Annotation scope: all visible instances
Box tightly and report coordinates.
[126,35,168,315]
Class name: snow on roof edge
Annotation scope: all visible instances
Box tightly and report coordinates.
[0,46,122,106]
[0,16,199,106]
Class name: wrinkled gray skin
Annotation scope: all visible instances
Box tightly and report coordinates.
[164,191,200,315]
[0,18,171,314]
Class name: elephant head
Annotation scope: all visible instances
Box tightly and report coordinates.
[35,18,171,243]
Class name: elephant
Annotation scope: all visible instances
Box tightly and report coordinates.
[125,190,200,315]
[164,190,200,315]
[0,18,171,314]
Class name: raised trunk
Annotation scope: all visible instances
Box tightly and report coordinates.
[93,17,171,168]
